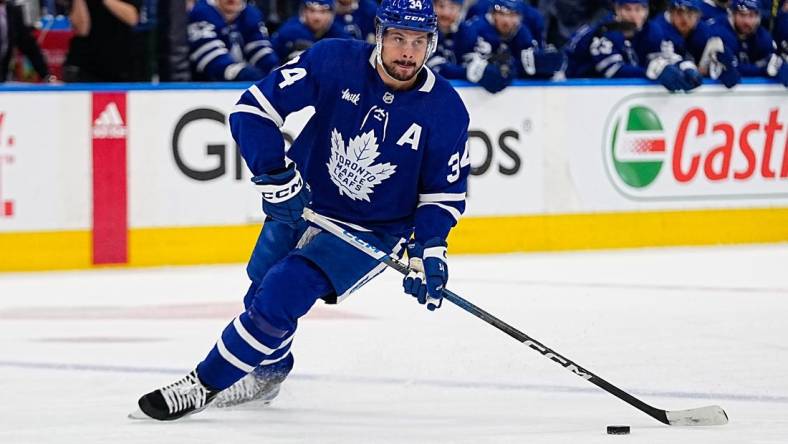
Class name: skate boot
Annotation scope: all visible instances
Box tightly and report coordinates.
[214,353,294,408]
[129,370,219,421]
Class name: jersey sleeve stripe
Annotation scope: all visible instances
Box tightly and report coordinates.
[417,202,462,222]
[231,103,281,125]
[595,54,623,72]
[190,40,225,61]
[224,63,245,80]
[604,63,622,78]
[249,47,274,65]
[196,48,229,72]
[216,337,255,373]
[418,192,466,203]
[244,40,268,53]
[248,84,284,127]
[233,316,294,355]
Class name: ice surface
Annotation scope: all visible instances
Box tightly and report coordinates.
[1,243,787,443]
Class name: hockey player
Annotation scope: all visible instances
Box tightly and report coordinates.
[456,0,538,92]
[271,0,352,62]
[425,0,469,79]
[700,0,731,24]
[131,0,470,421]
[565,0,701,92]
[774,1,787,57]
[651,0,708,84]
[188,0,279,81]
[707,0,788,87]
[466,0,546,45]
[335,0,378,42]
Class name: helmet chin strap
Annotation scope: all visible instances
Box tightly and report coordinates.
[375,25,437,83]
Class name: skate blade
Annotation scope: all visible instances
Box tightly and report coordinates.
[127,408,153,420]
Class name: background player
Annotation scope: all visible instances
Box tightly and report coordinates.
[565,0,701,92]
[271,0,351,62]
[707,0,788,87]
[131,0,471,421]
[650,0,708,83]
[188,0,279,81]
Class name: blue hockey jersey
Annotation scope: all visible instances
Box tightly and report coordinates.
[426,23,473,80]
[271,17,353,62]
[455,16,537,78]
[465,0,546,45]
[229,39,470,243]
[335,0,377,42]
[700,1,728,25]
[651,12,713,65]
[565,15,668,78]
[710,17,777,76]
[187,0,278,81]
[775,11,788,57]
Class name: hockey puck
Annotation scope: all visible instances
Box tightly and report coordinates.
[606,425,630,435]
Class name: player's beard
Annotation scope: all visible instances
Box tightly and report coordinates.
[383,58,420,81]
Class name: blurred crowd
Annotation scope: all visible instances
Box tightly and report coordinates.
[0,0,787,91]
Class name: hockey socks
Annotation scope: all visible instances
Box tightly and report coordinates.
[196,307,294,391]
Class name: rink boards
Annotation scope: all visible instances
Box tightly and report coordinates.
[0,80,786,270]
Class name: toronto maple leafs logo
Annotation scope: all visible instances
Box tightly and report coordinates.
[327,129,397,202]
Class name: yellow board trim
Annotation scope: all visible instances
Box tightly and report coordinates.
[128,224,262,267]
[2,207,788,271]
[0,230,92,271]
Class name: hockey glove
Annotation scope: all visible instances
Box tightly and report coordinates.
[778,64,788,88]
[679,61,703,91]
[766,54,788,87]
[478,63,511,93]
[533,46,566,77]
[403,238,448,311]
[657,64,692,92]
[251,164,311,225]
[714,49,741,89]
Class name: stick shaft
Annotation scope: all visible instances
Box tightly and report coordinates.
[303,209,670,424]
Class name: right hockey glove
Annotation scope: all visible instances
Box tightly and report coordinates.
[714,49,741,89]
[251,164,311,225]
[478,63,511,94]
[403,238,448,311]
[679,61,703,91]
[657,64,693,92]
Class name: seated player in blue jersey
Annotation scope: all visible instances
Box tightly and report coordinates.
[651,0,709,85]
[466,0,546,45]
[565,0,701,92]
[774,1,787,58]
[425,0,468,79]
[131,0,471,421]
[706,0,788,87]
[271,0,352,62]
[700,0,730,24]
[187,0,279,81]
[335,0,378,42]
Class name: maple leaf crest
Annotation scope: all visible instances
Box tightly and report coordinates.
[327,128,397,202]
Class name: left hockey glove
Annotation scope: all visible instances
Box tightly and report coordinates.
[767,54,788,87]
[251,164,311,225]
[403,238,448,311]
[679,62,703,91]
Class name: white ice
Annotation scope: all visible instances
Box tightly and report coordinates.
[1,243,787,443]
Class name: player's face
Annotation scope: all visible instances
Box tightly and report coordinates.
[733,10,761,36]
[303,4,334,34]
[217,0,244,18]
[491,10,522,38]
[435,0,461,33]
[615,4,649,30]
[670,7,700,37]
[380,28,430,82]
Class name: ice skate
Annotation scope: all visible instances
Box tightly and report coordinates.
[213,353,293,408]
[129,370,218,421]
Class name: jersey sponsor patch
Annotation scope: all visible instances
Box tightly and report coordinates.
[327,129,397,202]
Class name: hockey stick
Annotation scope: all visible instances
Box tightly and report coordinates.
[302,209,729,427]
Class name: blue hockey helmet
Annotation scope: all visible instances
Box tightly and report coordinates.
[489,0,525,15]
[731,0,759,11]
[669,0,701,10]
[376,0,438,34]
[374,0,439,79]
